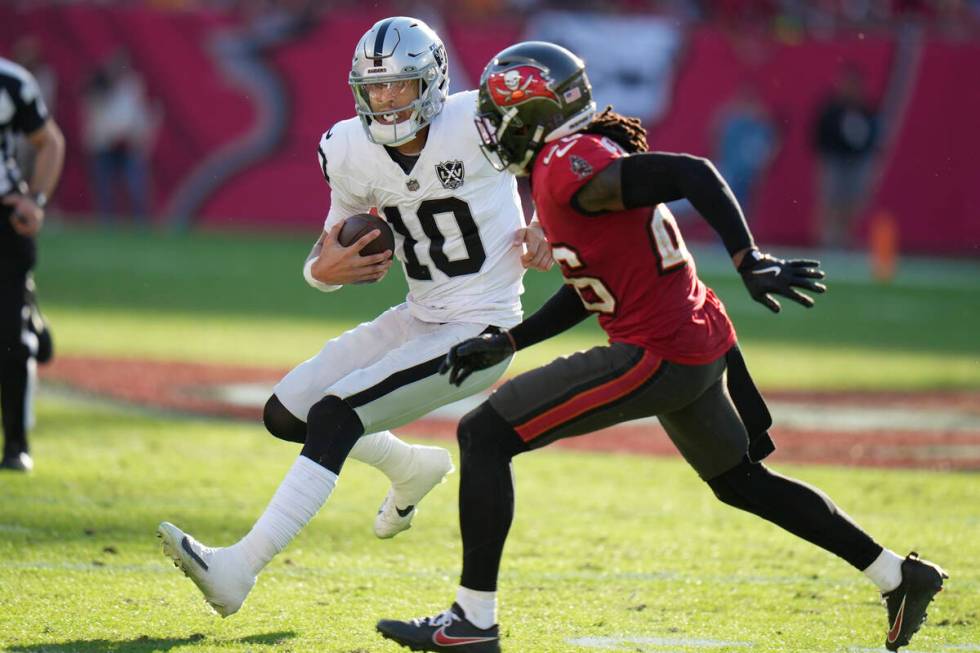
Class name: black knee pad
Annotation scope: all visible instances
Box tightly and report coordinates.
[457,402,527,462]
[706,456,759,511]
[263,394,306,443]
[301,395,364,472]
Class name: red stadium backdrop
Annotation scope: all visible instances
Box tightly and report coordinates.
[1,4,977,254]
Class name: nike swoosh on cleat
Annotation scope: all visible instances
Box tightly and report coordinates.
[396,505,415,518]
[887,595,907,644]
[752,265,781,276]
[181,536,209,571]
[432,626,498,646]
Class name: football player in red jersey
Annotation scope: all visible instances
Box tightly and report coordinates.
[376,42,946,653]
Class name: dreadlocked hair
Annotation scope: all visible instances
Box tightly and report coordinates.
[582,106,649,154]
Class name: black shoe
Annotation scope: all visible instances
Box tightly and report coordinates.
[0,451,34,472]
[883,552,948,651]
[377,603,500,652]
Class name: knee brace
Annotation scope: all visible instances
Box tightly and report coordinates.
[706,456,762,512]
[263,395,307,443]
[457,402,527,464]
[300,395,364,473]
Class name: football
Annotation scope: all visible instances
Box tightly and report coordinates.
[337,213,395,256]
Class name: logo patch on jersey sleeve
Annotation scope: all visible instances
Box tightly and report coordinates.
[435,160,465,190]
[570,155,593,179]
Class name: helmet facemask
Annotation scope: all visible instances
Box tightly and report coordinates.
[474,103,545,176]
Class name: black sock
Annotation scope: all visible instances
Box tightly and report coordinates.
[458,404,527,591]
[708,458,882,570]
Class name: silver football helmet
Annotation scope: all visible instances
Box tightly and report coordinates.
[349,17,449,146]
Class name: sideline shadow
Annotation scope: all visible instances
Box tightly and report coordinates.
[8,630,296,652]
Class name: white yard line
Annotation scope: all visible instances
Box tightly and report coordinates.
[212,382,980,433]
[568,635,751,650]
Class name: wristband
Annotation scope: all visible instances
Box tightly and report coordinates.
[32,192,48,209]
[303,258,341,292]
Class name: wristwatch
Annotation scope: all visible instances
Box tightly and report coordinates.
[32,192,48,209]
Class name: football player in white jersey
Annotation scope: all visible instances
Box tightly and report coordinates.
[157,16,552,618]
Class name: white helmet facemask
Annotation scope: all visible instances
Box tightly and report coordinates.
[349,17,449,146]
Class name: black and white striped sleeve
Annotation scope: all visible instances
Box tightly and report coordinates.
[11,68,49,135]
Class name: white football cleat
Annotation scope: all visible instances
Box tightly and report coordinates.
[374,445,454,539]
[157,521,255,617]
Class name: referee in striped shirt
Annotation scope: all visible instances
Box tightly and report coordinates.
[1,55,65,472]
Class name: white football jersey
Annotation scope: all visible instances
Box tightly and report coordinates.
[317,90,525,328]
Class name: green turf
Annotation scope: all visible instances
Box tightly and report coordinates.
[32,224,980,390]
[0,395,976,653]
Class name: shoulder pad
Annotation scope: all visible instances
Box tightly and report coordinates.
[316,118,362,184]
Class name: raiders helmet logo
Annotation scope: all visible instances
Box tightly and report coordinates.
[487,65,561,108]
[435,160,465,190]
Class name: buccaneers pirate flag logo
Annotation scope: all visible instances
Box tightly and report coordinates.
[487,65,561,108]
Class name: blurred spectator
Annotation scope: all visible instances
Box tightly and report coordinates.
[712,83,777,217]
[11,37,56,116]
[813,65,878,248]
[81,51,160,225]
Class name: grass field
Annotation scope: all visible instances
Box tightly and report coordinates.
[1,396,977,653]
[1,225,978,652]
[32,225,980,390]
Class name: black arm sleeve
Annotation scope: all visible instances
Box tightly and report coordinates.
[509,284,590,351]
[621,152,754,256]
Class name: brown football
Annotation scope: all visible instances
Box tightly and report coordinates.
[337,213,395,256]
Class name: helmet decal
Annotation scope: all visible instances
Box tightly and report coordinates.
[476,42,595,175]
[487,65,561,108]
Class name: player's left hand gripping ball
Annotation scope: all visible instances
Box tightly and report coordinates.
[738,249,826,313]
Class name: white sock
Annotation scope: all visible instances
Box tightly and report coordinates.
[231,455,337,575]
[456,586,497,629]
[863,548,904,592]
[348,430,416,483]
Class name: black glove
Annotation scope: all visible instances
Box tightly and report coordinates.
[439,332,516,387]
[738,248,827,313]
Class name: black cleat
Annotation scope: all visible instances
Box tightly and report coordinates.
[0,451,34,472]
[883,552,948,651]
[377,603,500,652]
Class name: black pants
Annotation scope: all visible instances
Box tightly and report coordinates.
[1,203,35,458]
[0,268,30,458]
[458,344,882,591]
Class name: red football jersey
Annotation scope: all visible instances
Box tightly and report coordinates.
[531,133,736,365]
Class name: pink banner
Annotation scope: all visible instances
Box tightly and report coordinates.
[1,5,976,254]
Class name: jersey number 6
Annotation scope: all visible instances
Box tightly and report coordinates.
[551,245,617,315]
